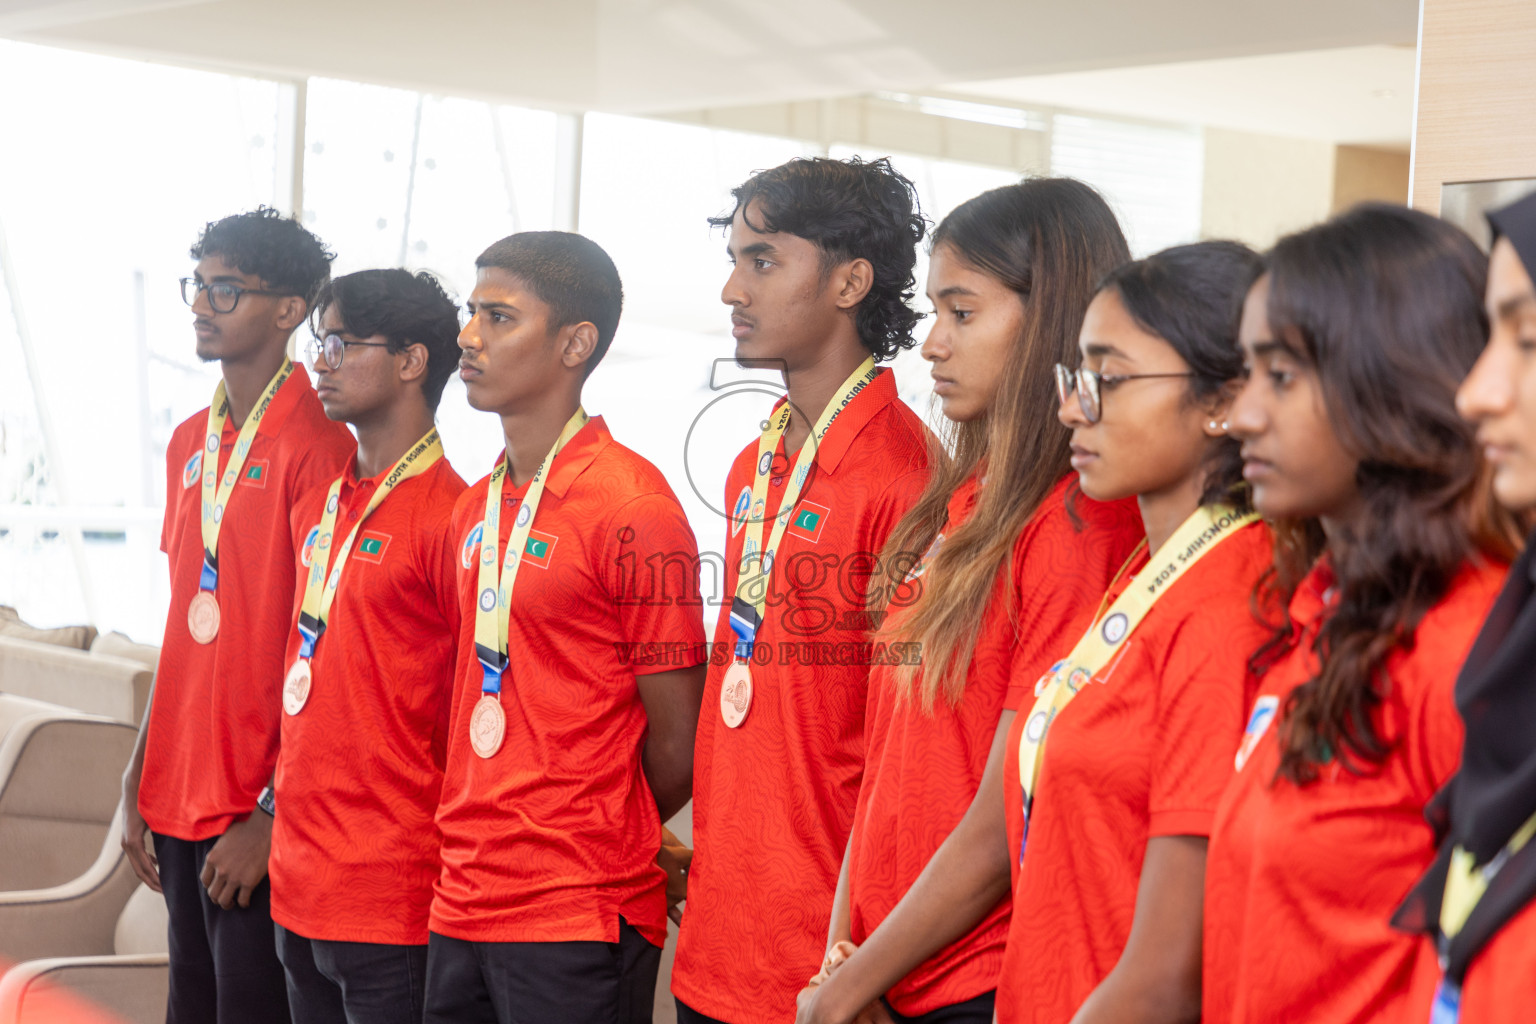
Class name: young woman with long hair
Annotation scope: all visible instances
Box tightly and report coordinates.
[1394,190,1536,1024]
[994,240,1272,1023]
[794,178,1144,1024]
[1203,203,1516,1024]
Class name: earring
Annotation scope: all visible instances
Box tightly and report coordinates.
[1220,421,1229,431]
[1208,420,1220,431]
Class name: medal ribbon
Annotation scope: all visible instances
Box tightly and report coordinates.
[197,359,294,595]
[473,408,590,695]
[295,428,445,659]
[728,357,878,660]
[1439,809,1536,942]
[1017,505,1261,832]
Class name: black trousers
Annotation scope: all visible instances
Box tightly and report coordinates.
[885,991,996,1024]
[423,920,661,1024]
[674,999,728,1024]
[153,832,292,1024]
[274,923,428,1024]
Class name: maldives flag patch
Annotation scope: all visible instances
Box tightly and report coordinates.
[239,460,269,489]
[786,500,830,544]
[353,531,391,564]
[523,529,557,569]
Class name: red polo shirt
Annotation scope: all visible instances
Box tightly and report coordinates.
[269,455,466,945]
[430,416,707,949]
[996,519,1272,1023]
[1414,897,1536,1024]
[848,474,1144,1016]
[671,368,933,1023]
[143,365,355,840]
[1203,557,1506,1024]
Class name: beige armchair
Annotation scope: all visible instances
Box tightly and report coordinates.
[0,883,168,1024]
[0,698,137,894]
[0,638,152,727]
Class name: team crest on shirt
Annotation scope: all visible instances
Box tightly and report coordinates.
[785,500,830,544]
[301,525,321,567]
[730,486,753,538]
[182,452,202,489]
[1234,695,1280,772]
[904,533,945,583]
[461,522,485,571]
[353,531,392,564]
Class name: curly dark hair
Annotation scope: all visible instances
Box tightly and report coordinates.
[1097,240,1264,511]
[1248,203,1515,785]
[311,269,462,411]
[190,207,335,306]
[708,156,926,360]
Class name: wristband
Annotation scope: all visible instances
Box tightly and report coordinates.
[256,786,276,817]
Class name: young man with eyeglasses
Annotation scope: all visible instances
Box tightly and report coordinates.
[425,231,707,1024]
[264,268,465,1024]
[119,208,355,1024]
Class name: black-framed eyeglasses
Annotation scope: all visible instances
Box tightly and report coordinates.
[180,277,293,315]
[1054,363,1196,425]
[305,332,391,370]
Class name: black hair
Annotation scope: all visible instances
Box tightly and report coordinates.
[189,206,334,305]
[708,156,926,361]
[311,269,462,411]
[1096,240,1264,510]
[1250,203,1507,785]
[475,231,623,375]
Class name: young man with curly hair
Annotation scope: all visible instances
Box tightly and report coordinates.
[119,208,355,1024]
[669,157,935,1024]
[266,269,467,1024]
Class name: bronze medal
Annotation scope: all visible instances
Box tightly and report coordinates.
[470,694,506,758]
[720,660,753,729]
[283,659,312,716]
[187,591,220,644]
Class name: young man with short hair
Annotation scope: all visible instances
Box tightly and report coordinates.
[265,268,466,1024]
[670,156,935,1024]
[120,208,355,1024]
[425,231,708,1024]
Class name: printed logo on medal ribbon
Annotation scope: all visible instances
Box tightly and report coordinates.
[1100,612,1129,645]
[301,525,320,567]
[353,531,392,564]
[785,500,831,544]
[757,451,773,477]
[182,452,202,489]
[1234,695,1280,771]
[461,521,485,571]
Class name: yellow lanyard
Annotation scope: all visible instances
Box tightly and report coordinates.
[1017,505,1260,827]
[727,357,878,658]
[196,359,293,592]
[295,429,444,659]
[472,408,589,694]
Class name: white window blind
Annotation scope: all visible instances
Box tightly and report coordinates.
[1049,113,1204,257]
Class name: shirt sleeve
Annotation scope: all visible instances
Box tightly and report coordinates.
[1003,495,1131,711]
[602,491,708,675]
[161,438,180,559]
[1145,613,1253,837]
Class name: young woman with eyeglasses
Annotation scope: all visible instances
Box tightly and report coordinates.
[793,178,1144,1024]
[989,240,1273,1024]
[1202,204,1518,1024]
